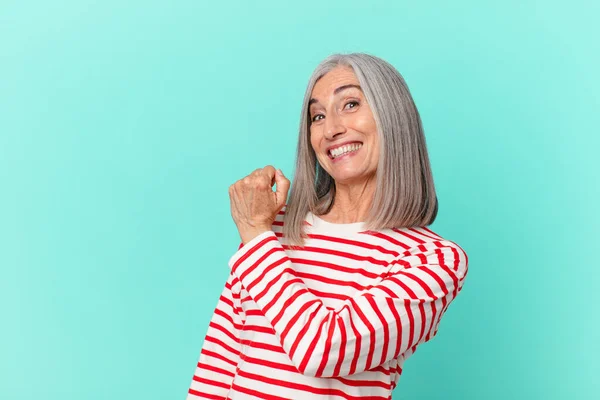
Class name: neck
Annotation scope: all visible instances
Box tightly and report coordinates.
[322,175,377,224]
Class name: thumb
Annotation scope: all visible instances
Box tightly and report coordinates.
[274,169,290,209]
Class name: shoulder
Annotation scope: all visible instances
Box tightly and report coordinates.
[361,226,467,263]
[386,227,468,278]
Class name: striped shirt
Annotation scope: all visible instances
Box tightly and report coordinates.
[187,209,469,399]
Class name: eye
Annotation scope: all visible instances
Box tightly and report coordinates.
[310,100,359,123]
[344,100,359,110]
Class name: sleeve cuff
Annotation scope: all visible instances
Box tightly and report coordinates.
[228,230,278,270]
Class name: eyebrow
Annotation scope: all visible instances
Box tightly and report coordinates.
[308,84,363,106]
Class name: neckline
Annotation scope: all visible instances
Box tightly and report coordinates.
[307,211,367,234]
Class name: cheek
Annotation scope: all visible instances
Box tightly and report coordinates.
[354,113,377,132]
[309,129,320,150]
[363,118,378,142]
[309,137,316,153]
[370,136,381,167]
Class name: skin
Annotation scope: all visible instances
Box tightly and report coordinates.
[228,166,290,245]
[229,66,380,244]
[308,65,379,224]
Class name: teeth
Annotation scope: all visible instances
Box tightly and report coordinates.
[330,143,362,158]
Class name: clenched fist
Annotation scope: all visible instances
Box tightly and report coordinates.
[229,165,291,245]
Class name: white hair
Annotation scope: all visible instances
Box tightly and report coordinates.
[284,52,438,246]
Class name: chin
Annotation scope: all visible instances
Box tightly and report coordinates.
[331,172,365,184]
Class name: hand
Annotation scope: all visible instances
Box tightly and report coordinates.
[229,165,290,245]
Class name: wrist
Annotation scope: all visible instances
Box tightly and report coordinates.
[239,226,272,245]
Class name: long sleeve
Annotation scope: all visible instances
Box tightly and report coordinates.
[187,273,244,399]
[228,230,468,378]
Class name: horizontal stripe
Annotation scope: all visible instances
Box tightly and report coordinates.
[187,208,468,399]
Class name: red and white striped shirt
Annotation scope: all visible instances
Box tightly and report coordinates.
[187,209,468,399]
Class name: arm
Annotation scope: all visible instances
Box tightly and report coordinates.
[228,231,468,378]
[187,273,244,399]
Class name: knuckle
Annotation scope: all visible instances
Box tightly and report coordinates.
[257,180,270,190]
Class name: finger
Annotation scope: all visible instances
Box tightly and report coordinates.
[274,169,291,209]
[250,168,263,177]
[261,165,277,186]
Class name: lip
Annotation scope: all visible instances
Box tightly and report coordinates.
[326,141,363,162]
[326,140,363,155]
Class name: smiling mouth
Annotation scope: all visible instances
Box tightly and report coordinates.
[328,142,363,159]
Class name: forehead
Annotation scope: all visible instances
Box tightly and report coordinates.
[310,66,360,99]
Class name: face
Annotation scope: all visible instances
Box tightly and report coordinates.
[308,66,379,186]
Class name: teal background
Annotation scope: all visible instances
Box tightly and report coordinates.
[1,0,598,399]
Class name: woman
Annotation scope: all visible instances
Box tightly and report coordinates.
[187,53,469,399]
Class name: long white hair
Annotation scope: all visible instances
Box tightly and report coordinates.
[284,53,438,246]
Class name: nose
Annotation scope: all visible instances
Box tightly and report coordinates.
[324,110,346,140]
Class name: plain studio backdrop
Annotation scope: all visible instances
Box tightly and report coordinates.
[1,1,598,399]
